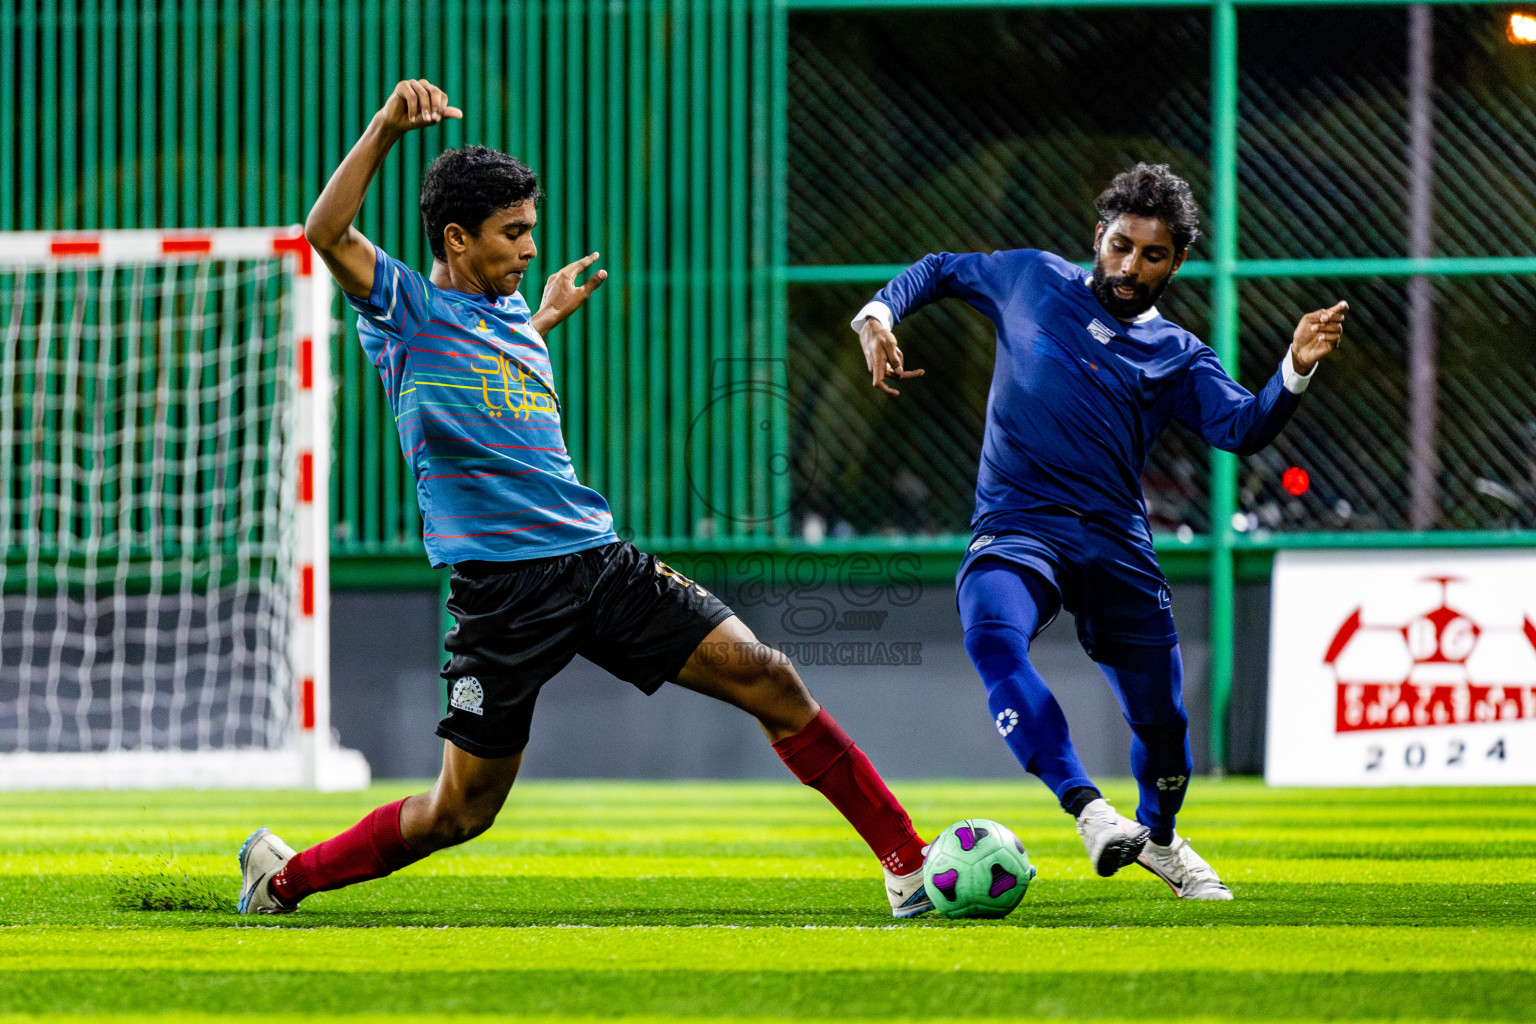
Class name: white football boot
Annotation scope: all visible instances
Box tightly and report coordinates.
[884,866,934,918]
[1137,833,1233,900]
[1075,798,1151,877]
[237,827,298,914]
[884,843,934,918]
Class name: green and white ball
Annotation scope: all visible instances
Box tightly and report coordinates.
[922,818,1037,919]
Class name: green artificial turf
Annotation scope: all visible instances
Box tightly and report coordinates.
[1,779,1532,1023]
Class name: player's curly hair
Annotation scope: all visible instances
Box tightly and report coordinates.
[1094,163,1201,253]
[420,146,544,262]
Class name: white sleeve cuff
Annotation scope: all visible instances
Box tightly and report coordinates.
[1282,345,1316,395]
[850,300,895,334]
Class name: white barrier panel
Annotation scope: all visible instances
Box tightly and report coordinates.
[1267,549,1536,786]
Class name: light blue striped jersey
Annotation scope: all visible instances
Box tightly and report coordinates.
[345,245,618,567]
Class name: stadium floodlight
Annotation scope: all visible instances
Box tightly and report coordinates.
[0,228,368,790]
[1510,12,1536,43]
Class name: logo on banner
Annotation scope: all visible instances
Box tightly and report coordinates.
[1324,576,1536,734]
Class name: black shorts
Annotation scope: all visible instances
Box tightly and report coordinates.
[437,541,735,759]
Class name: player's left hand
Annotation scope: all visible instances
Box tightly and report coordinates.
[531,253,607,335]
[1290,300,1348,375]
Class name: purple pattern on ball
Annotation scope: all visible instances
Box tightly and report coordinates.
[956,826,976,851]
[932,868,959,901]
[989,870,1018,898]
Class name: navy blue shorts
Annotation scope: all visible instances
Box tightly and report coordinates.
[955,510,1177,653]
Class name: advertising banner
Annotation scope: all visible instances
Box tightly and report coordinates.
[1267,549,1536,786]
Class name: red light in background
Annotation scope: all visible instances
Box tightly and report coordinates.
[1283,466,1310,496]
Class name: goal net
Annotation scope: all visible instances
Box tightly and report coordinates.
[0,229,367,789]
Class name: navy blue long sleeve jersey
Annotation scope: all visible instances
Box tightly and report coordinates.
[864,248,1306,533]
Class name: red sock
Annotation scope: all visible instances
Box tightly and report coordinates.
[269,797,423,905]
[772,707,927,875]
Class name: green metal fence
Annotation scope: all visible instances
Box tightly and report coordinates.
[5,0,1535,766]
[2,0,785,565]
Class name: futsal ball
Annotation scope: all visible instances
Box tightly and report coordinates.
[922,818,1037,919]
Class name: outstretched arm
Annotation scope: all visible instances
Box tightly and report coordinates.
[1175,301,1349,455]
[305,79,463,299]
[850,251,999,396]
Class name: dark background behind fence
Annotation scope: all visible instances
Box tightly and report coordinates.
[6,2,1534,554]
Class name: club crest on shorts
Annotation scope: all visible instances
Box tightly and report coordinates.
[450,676,485,715]
[970,534,996,553]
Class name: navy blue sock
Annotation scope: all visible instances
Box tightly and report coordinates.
[1062,785,1102,818]
[1093,640,1192,845]
[959,560,1095,807]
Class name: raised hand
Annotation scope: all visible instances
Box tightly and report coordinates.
[860,318,925,396]
[1291,300,1348,375]
[376,79,464,136]
[306,80,463,299]
[531,253,608,336]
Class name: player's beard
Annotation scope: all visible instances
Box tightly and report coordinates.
[1090,255,1170,322]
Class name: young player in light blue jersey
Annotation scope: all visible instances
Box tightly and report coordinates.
[351,212,619,566]
[239,80,935,919]
[853,164,1347,899]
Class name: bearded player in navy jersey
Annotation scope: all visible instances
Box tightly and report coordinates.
[237,79,934,918]
[853,163,1346,899]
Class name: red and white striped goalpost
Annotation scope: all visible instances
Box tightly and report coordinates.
[0,228,367,790]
